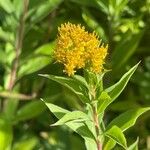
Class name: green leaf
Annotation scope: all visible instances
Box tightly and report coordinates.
[15,101,46,122]
[0,0,14,13]
[82,8,107,41]
[73,75,89,89]
[127,138,139,150]
[105,62,139,102]
[0,117,12,150]
[0,49,6,64]
[103,138,116,150]
[0,27,14,43]
[18,42,55,78]
[51,111,89,126]
[66,121,96,140]
[97,91,111,113]
[44,101,70,119]
[109,100,140,112]
[112,31,143,70]
[84,138,97,150]
[95,0,108,14]
[30,0,62,24]
[109,0,128,18]
[40,75,90,103]
[13,136,38,150]
[44,102,95,140]
[105,126,127,149]
[107,107,150,131]
[13,0,23,19]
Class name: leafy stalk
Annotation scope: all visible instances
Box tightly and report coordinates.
[89,83,102,150]
[92,105,102,150]
[7,0,29,90]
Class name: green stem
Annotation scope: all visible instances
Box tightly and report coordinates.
[3,0,29,113]
[92,105,102,150]
[7,0,29,90]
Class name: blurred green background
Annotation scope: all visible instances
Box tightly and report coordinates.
[0,0,150,149]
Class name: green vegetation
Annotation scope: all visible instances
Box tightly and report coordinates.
[0,0,150,149]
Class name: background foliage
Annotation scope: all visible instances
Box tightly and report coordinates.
[0,0,150,149]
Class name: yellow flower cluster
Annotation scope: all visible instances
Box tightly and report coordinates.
[54,22,108,76]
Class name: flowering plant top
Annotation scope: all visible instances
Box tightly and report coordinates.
[54,22,108,76]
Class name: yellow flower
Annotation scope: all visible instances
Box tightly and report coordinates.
[54,22,108,76]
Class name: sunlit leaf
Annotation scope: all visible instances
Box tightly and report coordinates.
[105,126,127,149]
[107,107,150,131]
[105,62,139,102]
[18,42,55,78]
[44,102,95,140]
[40,75,90,103]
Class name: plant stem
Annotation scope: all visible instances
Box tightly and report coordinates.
[93,106,102,150]
[0,91,36,100]
[3,0,29,112]
[90,85,102,150]
[7,0,29,91]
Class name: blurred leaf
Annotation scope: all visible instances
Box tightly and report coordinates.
[51,111,89,126]
[15,101,46,122]
[107,107,150,131]
[82,8,107,41]
[13,136,38,150]
[95,0,109,14]
[145,56,150,71]
[13,0,23,19]
[105,63,139,102]
[4,99,19,121]
[112,31,144,70]
[0,27,14,43]
[109,0,128,21]
[127,138,139,150]
[0,117,12,150]
[40,74,90,103]
[30,0,63,24]
[18,42,55,78]
[109,100,140,112]
[0,49,7,64]
[105,126,127,149]
[132,71,150,88]
[70,0,98,7]
[0,0,14,13]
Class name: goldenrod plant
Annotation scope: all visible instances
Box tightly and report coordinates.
[40,23,150,150]
[0,0,150,149]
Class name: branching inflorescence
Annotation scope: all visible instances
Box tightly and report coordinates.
[54,22,108,76]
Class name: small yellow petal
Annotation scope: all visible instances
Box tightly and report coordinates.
[54,22,108,76]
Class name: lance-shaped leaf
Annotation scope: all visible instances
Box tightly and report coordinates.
[44,101,95,140]
[44,101,70,118]
[105,62,140,102]
[107,107,150,131]
[18,42,55,78]
[51,111,90,126]
[105,108,150,149]
[39,75,90,103]
[105,126,127,149]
